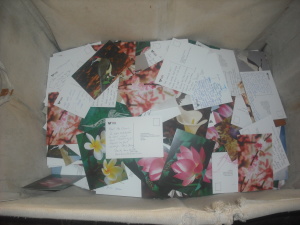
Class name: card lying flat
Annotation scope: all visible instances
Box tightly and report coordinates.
[79,102,132,133]
[239,115,289,173]
[212,152,238,194]
[214,49,241,96]
[23,174,84,191]
[231,94,253,128]
[106,116,164,159]
[240,70,286,121]
[72,41,134,99]
[77,127,128,190]
[155,39,209,95]
[162,105,211,146]
[159,129,215,197]
[47,92,82,145]
[118,61,178,116]
[237,133,273,192]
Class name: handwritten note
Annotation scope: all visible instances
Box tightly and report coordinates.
[212,152,238,194]
[216,49,241,96]
[106,116,163,159]
[54,78,94,118]
[191,53,232,109]
[155,38,209,94]
[240,71,286,120]
[231,94,253,128]
[239,115,289,173]
[92,77,119,107]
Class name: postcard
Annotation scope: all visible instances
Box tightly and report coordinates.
[51,164,86,176]
[214,49,241,96]
[47,145,81,168]
[47,92,82,145]
[150,39,188,60]
[162,105,211,145]
[237,133,273,192]
[212,101,235,124]
[273,126,288,181]
[239,115,289,173]
[140,98,180,122]
[240,70,287,120]
[106,116,164,159]
[119,61,178,116]
[47,44,96,95]
[77,127,128,190]
[92,77,119,107]
[72,41,134,99]
[79,102,132,133]
[23,174,84,191]
[214,119,241,161]
[159,129,215,197]
[54,78,94,118]
[212,152,238,194]
[191,52,232,109]
[95,165,142,197]
[122,143,171,198]
[231,95,253,128]
[155,38,210,95]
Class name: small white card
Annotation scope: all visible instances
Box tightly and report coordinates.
[212,152,238,194]
[106,116,164,159]
[231,95,253,128]
[240,70,287,120]
[239,115,289,172]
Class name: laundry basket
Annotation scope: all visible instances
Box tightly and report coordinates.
[0,1,300,224]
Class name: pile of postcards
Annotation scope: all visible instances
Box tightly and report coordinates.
[23,38,289,198]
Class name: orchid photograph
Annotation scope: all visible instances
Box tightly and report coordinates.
[159,129,215,197]
[237,133,273,192]
[76,127,127,190]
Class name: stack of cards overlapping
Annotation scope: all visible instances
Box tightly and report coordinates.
[24,39,289,197]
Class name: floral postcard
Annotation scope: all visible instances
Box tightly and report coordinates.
[47,145,80,166]
[118,61,178,116]
[76,127,128,190]
[158,129,215,197]
[163,105,211,145]
[212,101,235,124]
[72,41,134,99]
[123,145,170,198]
[78,102,132,132]
[214,118,241,161]
[237,133,273,192]
[92,41,136,81]
[47,92,82,145]
[23,174,84,191]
